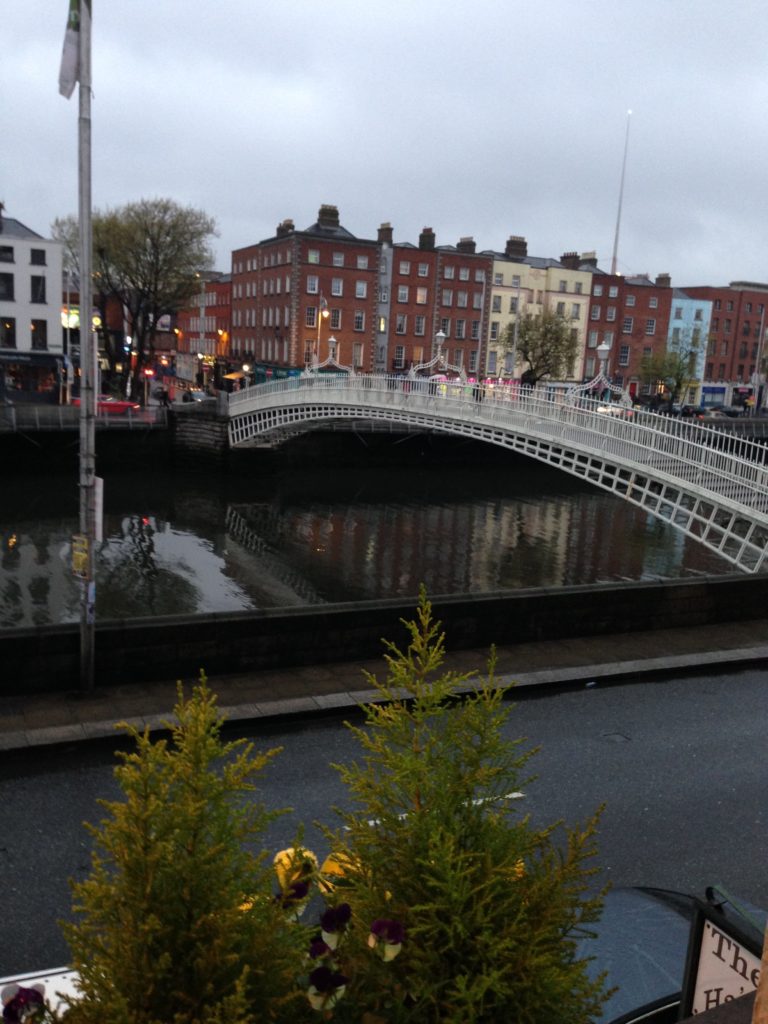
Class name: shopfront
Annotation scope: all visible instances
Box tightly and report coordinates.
[0,351,71,404]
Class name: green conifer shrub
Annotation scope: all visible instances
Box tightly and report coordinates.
[321,589,611,1023]
[61,676,309,1024]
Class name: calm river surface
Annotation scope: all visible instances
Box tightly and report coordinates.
[0,451,730,628]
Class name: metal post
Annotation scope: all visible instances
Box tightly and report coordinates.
[78,0,96,691]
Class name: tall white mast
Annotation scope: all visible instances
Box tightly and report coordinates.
[610,110,632,277]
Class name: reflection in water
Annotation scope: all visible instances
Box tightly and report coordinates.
[0,460,730,628]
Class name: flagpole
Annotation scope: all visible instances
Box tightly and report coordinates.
[77,0,96,691]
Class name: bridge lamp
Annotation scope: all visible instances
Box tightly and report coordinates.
[435,329,446,351]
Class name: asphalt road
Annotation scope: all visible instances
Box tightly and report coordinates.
[1,665,767,978]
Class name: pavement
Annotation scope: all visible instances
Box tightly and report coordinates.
[1,618,767,753]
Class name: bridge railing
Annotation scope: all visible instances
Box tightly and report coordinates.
[228,375,768,512]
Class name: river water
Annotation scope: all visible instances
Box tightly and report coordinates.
[0,441,731,629]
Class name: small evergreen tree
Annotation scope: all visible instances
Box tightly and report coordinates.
[322,589,610,1023]
[61,676,308,1024]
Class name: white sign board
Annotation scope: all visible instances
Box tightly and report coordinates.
[687,913,762,1014]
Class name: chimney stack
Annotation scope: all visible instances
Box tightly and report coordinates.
[317,204,340,228]
[378,222,393,245]
[580,251,598,269]
[655,272,671,288]
[419,227,436,250]
[505,235,528,260]
[456,236,476,254]
[560,251,580,270]
[275,218,294,237]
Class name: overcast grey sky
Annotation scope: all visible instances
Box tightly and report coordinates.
[3,1,767,286]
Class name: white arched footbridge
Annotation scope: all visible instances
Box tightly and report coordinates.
[228,374,768,574]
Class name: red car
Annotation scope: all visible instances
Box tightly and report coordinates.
[72,395,141,414]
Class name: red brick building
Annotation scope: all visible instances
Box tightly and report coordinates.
[681,282,768,406]
[585,272,673,396]
[230,206,493,383]
[174,272,231,387]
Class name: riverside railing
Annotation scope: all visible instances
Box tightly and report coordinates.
[0,403,167,432]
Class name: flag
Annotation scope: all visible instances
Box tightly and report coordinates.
[59,0,80,99]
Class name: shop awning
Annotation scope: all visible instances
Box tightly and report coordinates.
[223,371,245,380]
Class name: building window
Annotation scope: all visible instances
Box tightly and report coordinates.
[558,279,567,292]
[509,297,518,313]
[353,342,363,368]
[307,249,319,264]
[396,313,407,334]
[394,345,405,368]
[590,304,600,320]
[31,319,47,350]
[331,278,343,296]
[305,306,317,327]
[399,260,411,275]
[397,285,409,303]
[488,350,497,373]
[441,318,450,336]
[472,292,482,309]
[330,309,342,329]
[724,319,732,333]
[458,267,469,281]
[490,321,499,341]
[414,315,426,335]
[443,266,455,280]
[455,319,466,339]
[0,317,16,347]
[357,255,369,270]
[575,282,583,294]
[727,300,734,311]
[618,344,630,366]
[418,263,429,277]
[469,349,478,371]
[494,273,503,286]
[649,296,658,309]
[30,249,46,266]
[0,246,14,263]
[588,330,598,348]
[416,287,428,304]
[695,308,703,321]
[332,252,344,267]
[572,304,580,319]
[718,363,726,379]
[556,301,566,316]
[608,285,619,298]
[355,281,368,298]
[603,331,614,346]
[511,274,521,287]
[606,306,616,322]
[593,284,603,297]
[0,273,14,301]
[306,275,319,294]
[442,289,453,306]
[622,317,633,334]
[456,290,468,308]
[645,319,656,335]
[626,294,636,307]
[354,310,365,331]
[492,295,502,312]
[471,320,480,340]
[30,276,47,303]
[714,299,721,311]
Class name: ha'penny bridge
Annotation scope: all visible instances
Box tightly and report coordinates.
[228,369,768,575]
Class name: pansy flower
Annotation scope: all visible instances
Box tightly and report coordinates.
[368,918,405,961]
[319,902,351,949]
[307,965,349,1011]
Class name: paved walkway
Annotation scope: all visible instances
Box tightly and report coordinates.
[2,618,767,753]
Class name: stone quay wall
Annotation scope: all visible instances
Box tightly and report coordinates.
[2,575,768,695]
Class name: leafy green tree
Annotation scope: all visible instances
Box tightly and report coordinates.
[639,327,705,409]
[62,678,308,1024]
[322,589,610,1024]
[504,310,578,386]
[53,199,216,395]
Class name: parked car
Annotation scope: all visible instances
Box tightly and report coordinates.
[182,388,216,404]
[72,395,141,414]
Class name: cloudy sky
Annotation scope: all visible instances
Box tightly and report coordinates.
[3,1,767,287]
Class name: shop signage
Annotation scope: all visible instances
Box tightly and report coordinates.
[71,535,88,579]
[680,897,763,1015]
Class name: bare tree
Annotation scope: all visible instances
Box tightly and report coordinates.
[54,199,216,395]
